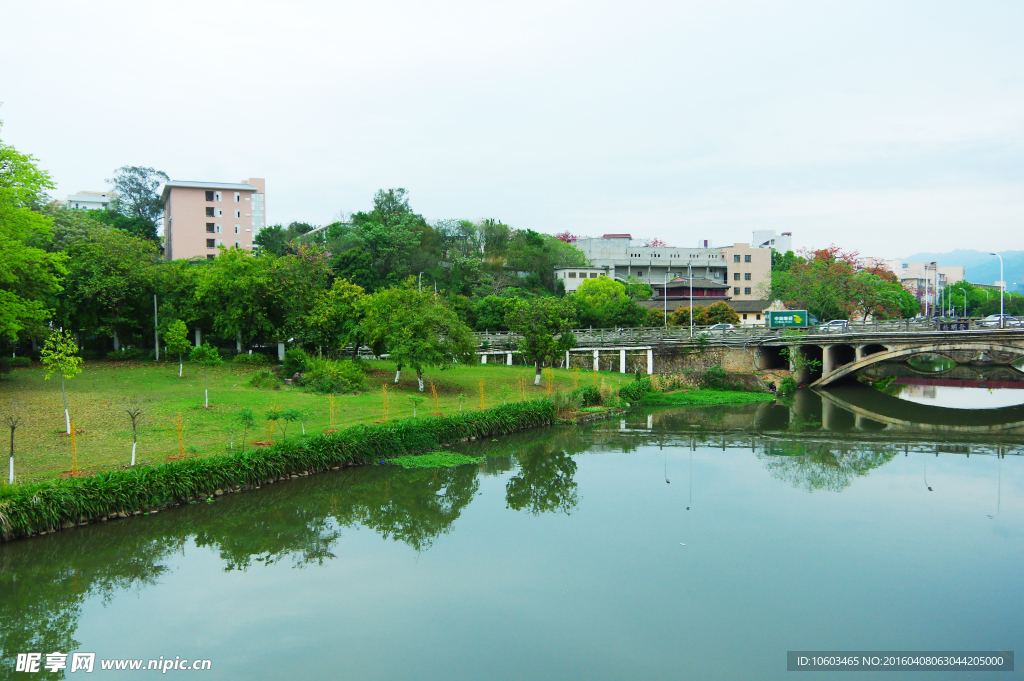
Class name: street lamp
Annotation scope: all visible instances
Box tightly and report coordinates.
[989,253,1004,328]
[688,263,694,338]
[958,287,967,319]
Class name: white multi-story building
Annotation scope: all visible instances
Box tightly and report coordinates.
[752,229,793,253]
[555,234,771,302]
[883,260,967,313]
[66,191,116,211]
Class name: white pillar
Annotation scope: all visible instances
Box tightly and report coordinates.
[646,349,653,375]
[620,349,626,373]
[113,330,120,351]
[195,328,202,347]
[565,350,570,369]
[593,349,599,371]
[277,342,285,361]
[506,352,512,365]
[236,333,242,352]
[481,354,487,364]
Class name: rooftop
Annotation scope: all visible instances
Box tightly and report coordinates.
[161,181,258,201]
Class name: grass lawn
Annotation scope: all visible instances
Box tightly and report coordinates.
[638,388,774,407]
[0,359,634,482]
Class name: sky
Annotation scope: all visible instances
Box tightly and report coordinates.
[1,0,1022,259]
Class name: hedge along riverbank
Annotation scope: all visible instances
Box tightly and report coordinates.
[0,399,558,542]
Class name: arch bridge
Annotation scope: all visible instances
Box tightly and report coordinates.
[758,330,1024,387]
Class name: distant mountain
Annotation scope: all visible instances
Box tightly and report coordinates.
[901,249,1024,292]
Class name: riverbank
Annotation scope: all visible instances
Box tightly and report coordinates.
[0,400,560,542]
[0,360,635,481]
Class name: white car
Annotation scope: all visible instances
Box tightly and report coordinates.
[979,314,1022,327]
[707,323,735,332]
[820,320,850,331]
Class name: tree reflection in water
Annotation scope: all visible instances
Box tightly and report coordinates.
[756,441,898,492]
[506,443,579,516]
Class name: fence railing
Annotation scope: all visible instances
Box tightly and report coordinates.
[472,317,1022,350]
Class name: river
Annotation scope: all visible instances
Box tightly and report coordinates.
[1,371,1021,679]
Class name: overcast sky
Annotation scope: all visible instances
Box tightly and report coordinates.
[2,0,1022,258]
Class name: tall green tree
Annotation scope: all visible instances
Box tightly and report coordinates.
[56,227,161,349]
[195,248,279,349]
[0,122,66,342]
[361,283,476,391]
[504,296,577,385]
[304,278,366,355]
[572,276,645,328]
[106,166,168,225]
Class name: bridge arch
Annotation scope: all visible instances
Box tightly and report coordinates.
[811,342,1024,387]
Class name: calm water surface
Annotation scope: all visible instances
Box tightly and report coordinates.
[2,383,1021,680]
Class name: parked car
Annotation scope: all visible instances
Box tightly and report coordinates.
[707,323,736,332]
[818,320,850,332]
[979,314,1023,327]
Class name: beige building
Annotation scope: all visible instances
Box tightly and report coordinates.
[720,242,771,301]
[162,178,266,261]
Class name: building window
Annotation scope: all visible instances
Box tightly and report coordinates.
[742,314,748,320]
[590,273,598,278]
[206,239,215,248]
[756,314,761,320]
[744,255,751,263]
[234,225,240,234]
[234,192,241,202]
[206,191,215,201]
[744,273,751,280]
[744,287,751,295]
[734,287,740,295]
[216,208,223,217]
[235,240,241,248]
[207,254,215,260]
[234,209,241,218]
[206,223,215,233]
[206,207,215,217]
[733,255,740,262]
[214,191,222,202]
[568,272,576,278]
[734,273,741,281]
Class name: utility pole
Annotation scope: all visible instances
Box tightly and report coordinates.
[688,263,693,338]
[990,253,1004,328]
[153,294,159,361]
[663,271,668,329]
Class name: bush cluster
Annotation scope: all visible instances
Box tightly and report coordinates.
[9,357,31,368]
[0,400,558,540]
[618,377,652,402]
[302,357,365,393]
[248,369,283,390]
[105,349,146,361]
[232,353,271,366]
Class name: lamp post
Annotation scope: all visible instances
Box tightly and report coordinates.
[989,253,1004,328]
[663,271,668,329]
[958,287,967,319]
[688,263,693,338]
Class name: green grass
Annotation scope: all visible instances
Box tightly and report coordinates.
[0,359,633,482]
[637,389,775,407]
[387,452,484,468]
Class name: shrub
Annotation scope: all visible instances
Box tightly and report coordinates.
[282,347,309,377]
[618,377,652,402]
[0,358,9,375]
[106,349,145,361]
[10,357,31,368]
[78,349,100,360]
[777,377,798,396]
[248,369,283,390]
[232,353,271,366]
[302,357,365,393]
[699,364,729,389]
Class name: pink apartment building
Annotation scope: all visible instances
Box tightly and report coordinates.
[161,178,266,260]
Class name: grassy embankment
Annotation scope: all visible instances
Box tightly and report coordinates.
[0,360,633,481]
[637,390,775,407]
[0,399,560,540]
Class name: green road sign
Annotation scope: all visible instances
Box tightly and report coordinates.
[769,310,818,328]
